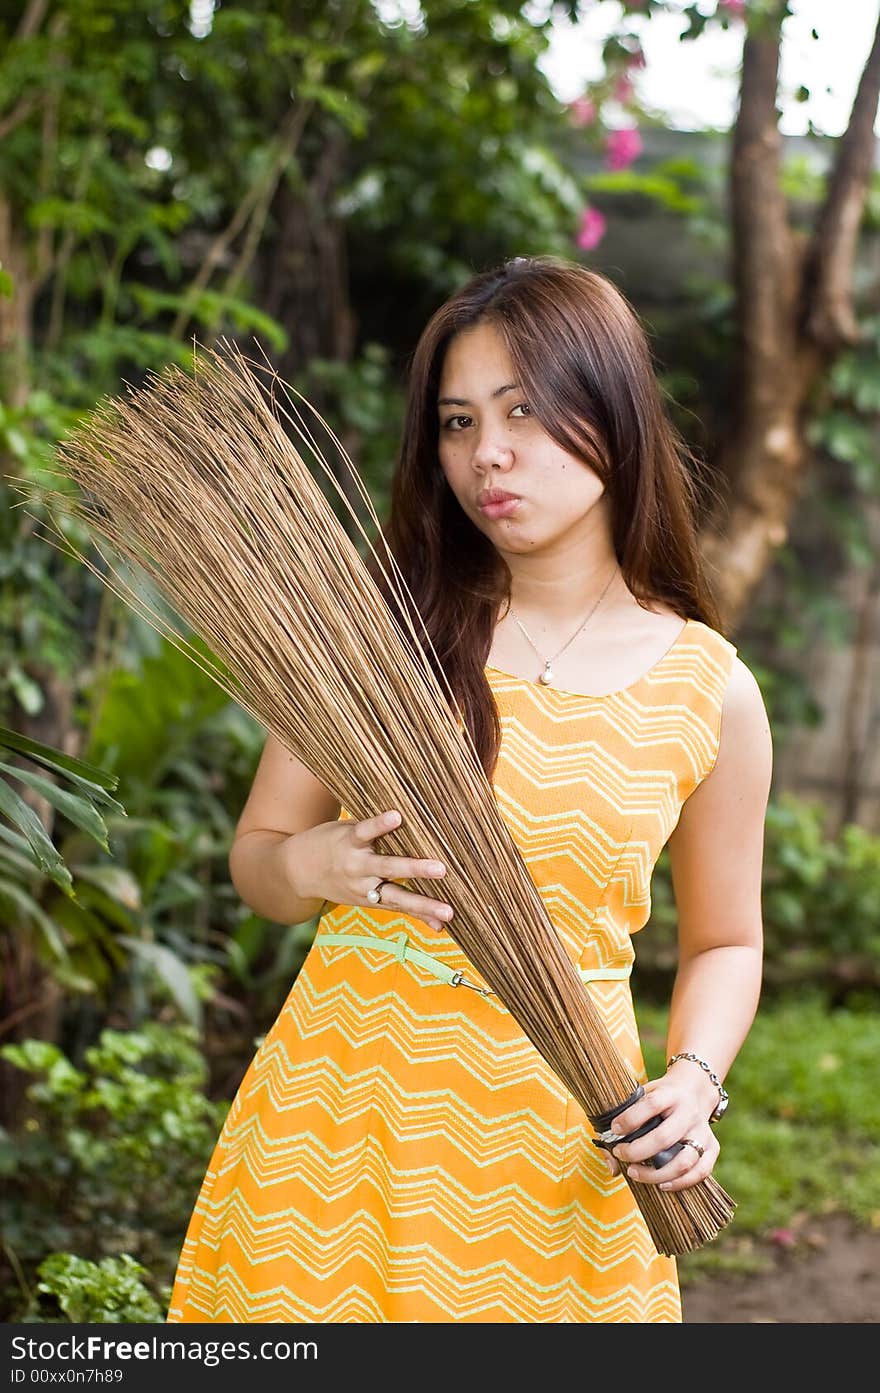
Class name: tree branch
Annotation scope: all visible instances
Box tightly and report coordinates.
[170,100,312,341]
[800,7,880,350]
[15,0,50,41]
[33,13,68,289]
[220,102,315,307]
[729,18,799,391]
[0,94,38,143]
[43,134,101,351]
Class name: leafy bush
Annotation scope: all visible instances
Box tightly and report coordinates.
[0,1022,228,1322]
[34,1254,165,1324]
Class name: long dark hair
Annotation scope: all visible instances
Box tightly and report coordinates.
[367,254,723,781]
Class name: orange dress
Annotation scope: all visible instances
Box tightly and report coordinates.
[167,617,737,1323]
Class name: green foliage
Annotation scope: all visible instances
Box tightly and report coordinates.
[583,167,705,214]
[639,793,880,992]
[0,481,85,732]
[0,632,249,1020]
[72,633,307,1029]
[0,726,126,991]
[809,315,880,510]
[0,0,588,419]
[0,4,602,1017]
[298,342,406,529]
[0,1021,228,1321]
[126,284,288,354]
[35,1253,165,1324]
[1,617,314,1039]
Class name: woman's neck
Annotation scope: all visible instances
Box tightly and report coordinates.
[503,559,625,629]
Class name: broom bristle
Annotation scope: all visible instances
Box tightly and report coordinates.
[19,340,735,1258]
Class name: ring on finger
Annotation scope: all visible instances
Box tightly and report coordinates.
[680,1137,705,1159]
[366,878,392,905]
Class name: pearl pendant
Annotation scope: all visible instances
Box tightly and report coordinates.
[538,664,554,685]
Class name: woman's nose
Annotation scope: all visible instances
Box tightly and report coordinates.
[473,437,514,470]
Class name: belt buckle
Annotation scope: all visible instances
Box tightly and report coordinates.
[450,969,493,998]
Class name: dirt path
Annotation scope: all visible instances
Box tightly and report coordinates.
[681,1215,880,1323]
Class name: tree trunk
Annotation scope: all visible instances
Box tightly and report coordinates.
[839,538,880,831]
[262,150,361,532]
[700,9,880,633]
[0,201,33,410]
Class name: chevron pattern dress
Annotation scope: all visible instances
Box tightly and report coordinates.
[167,618,737,1324]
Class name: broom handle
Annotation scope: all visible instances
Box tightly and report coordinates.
[589,1085,686,1170]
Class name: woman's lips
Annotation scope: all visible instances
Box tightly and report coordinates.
[478,497,521,520]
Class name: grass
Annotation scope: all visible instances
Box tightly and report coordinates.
[636,990,880,1280]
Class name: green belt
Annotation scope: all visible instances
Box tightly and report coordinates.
[316,930,632,999]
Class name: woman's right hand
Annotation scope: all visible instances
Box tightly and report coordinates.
[285,809,455,934]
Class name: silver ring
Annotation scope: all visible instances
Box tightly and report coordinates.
[366,879,389,906]
[681,1137,704,1159]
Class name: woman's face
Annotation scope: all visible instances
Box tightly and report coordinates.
[436,320,608,556]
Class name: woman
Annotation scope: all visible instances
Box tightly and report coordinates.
[167,254,772,1324]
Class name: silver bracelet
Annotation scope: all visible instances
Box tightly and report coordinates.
[667,1050,729,1122]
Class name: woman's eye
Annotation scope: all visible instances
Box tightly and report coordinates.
[441,404,530,431]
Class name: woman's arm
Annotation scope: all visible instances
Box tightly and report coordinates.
[662,655,772,1109]
[228,733,341,925]
[602,655,773,1190]
[229,734,455,932]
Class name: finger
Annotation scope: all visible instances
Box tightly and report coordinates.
[616,1115,690,1166]
[368,854,448,881]
[629,1140,710,1187]
[374,883,455,926]
[354,810,402,843]
[657,1162,713,1193]
[607,1083,674,1140]
[654,1144,713,1190]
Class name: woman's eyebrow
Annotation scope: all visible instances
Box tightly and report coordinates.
[437,382,519,407]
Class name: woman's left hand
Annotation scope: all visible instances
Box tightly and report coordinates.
[600,1072,719,1192]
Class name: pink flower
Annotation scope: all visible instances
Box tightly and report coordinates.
[624,46,647,71]
[575,206,607,252]
[769,1228,797,1249]
[719,0,747,16]
[568,96,597,128]
[604,126,643,171]
[613,74,634,104]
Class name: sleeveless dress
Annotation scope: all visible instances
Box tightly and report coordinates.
[167,617,737,1324]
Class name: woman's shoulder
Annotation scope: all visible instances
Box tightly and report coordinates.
[722,652,769,725]
[691,651,773,811]
[641,603,735,658]
[701,638,772,780]
[679,615,739,672]
[668,634,772,833]
[673,619,766,740]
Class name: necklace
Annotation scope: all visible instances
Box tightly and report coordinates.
[510,566,619,686]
